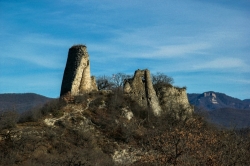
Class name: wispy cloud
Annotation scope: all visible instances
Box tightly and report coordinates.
[0,0,249,99]
[141,43,211,58]
[1,48,65,70]
[193,58,247,70]
[229,79,250,84]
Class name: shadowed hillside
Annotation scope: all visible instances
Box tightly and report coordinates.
[0,93,53,113]
[0,91,249,165]
[188,92,250,128]
[207,108,250,128]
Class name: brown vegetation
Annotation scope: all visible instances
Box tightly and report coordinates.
[0,86,250,165]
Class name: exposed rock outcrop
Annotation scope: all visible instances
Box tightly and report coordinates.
[60,45,97,96]
[124,69,162,116]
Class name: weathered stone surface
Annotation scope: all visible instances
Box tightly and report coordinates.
[60,45,97,96]
[91,76,98,92]
[158,86,193,119]
[124,69,162,116]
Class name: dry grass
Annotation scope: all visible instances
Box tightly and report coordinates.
[0,90,249,165]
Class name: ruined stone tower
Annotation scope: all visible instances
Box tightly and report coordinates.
[124,69,162,116]
[60,45,97,96]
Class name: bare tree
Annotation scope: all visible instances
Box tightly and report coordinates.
[152,72,174,86]
[152,72,174,94]
[111,73,131,88]
[96,73,131,90]
[0,111,19,130]
[96,75,114,90]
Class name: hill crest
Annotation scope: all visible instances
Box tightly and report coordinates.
[188,91,250,111]
[0,93,53,113]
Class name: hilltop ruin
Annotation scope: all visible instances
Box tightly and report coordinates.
[124,69,162,116]
[124,69,193,117]
[60,45,193,117]
[60,45,97,96]
[158,86,193,119]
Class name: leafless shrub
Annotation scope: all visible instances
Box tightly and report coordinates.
[0,110,19,130]
[19,108,42,123]
[96,73,132,90]
[96,75,115,90]
[0,84,249,165]
[40,98,66,117]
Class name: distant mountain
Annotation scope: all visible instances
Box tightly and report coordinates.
[243,99,250,103]
[0,93,53,113]
[207,108,250,128]
[188,91,250,111]
[188,91,250,128]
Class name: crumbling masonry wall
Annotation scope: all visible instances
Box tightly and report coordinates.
[124,69,162,116]
[60,45,193,118]
[158,86,193,119]
[60,45,97,96]
[124,69,193,118]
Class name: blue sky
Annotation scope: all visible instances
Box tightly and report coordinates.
[0,0,249,99]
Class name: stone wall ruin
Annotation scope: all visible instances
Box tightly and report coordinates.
[124,69,162,116]
[124,69,193,118]
[158,86,193,119]
[60,45,193,118]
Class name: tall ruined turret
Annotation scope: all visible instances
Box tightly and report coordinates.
[124,69,162,116]
[60,45,97,96]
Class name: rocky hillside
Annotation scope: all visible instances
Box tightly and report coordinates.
[1,44,249,165]
[0,91,249,165]
[0,93,53,113]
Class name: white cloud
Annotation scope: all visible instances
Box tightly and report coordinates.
[193,58,247,70]
[0,0,249,99]
[142,43,211,58]
[226,78,250,84]
[1,46,66,69]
